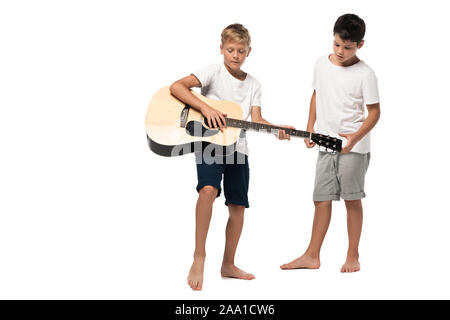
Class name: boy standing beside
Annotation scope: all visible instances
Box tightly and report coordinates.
[281,14,380,273]
[170,24,293,290]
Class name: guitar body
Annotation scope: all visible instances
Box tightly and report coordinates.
[145,87,243,157]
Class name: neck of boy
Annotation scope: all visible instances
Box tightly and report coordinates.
[223,62,247,81]
[330,54,360,67]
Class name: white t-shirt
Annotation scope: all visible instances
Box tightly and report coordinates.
[192,63,262,155]
[312,55,380,154]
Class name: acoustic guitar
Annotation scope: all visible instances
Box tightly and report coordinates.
[145,86,342,157]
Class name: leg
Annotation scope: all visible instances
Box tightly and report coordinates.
[220,153,253,279]
[281,200,332,269]
[341,199,363,273]
[188,185,217,290]
[338,152,369,272]
[221,204,255,280]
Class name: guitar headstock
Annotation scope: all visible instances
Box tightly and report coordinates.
[311,133,342,152]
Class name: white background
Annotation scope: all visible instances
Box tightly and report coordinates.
[1,0,449,299]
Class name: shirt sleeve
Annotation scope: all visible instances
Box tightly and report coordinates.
[192,64,219,88]
[362,71,380,105]
[251,80,262,107]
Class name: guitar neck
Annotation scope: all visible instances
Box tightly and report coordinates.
[225,118,311,139]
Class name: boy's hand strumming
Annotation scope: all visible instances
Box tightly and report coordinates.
[201,105,227,132]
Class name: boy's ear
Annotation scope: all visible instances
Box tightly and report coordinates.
[247,47,252,57]
[220,44,224,55]
[357,40,364,49]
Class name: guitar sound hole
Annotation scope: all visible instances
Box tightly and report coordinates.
[185,120,219,137]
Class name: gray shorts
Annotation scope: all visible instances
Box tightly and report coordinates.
[313,151,370,202]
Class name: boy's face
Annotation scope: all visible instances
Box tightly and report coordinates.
[332,34,364,64]
[220,39,251,72]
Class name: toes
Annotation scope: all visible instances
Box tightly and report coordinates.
[246,274,255,280]
[188,279,200,291]
[193,281,200,291]
[340,264,359,273]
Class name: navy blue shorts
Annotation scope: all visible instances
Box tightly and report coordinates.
[195,152,250,208]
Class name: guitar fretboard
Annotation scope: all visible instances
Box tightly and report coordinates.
[225,118,310,138]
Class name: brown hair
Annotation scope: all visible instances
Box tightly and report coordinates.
[221,23,251,47]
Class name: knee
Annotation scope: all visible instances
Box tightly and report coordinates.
[344,199,362,211]
[314,200,332,208]
[228,204,245,213]
[228,204,245,219]
[199,185,218,200]
[344,199,361,207]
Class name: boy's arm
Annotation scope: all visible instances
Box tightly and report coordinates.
[305,90,317,148]
[169,75,227,131]
[250,106,294,140]
[339,103,381,154]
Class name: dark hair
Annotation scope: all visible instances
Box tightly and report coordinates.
[333,14,366,44]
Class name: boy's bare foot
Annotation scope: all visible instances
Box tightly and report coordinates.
[340,257,360,273]
[280,254,320,270]
[187,257,205,291]
[221,264,255,280]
